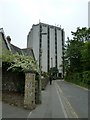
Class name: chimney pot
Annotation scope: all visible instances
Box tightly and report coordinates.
[6,36,11,43]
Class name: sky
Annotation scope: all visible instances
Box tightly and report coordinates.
[0,0,89,48]
[88,1,90,27]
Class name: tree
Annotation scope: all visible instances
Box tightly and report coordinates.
[64,27,90,74]
[64,40,83,73]
[71,27,90,42]
[81,41,90,71]
[64,27,90,87]
[49,67,58,79]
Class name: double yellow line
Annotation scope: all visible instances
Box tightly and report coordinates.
[55,81,79,119]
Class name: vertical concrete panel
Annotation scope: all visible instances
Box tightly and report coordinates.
[42,26,47,72]
[24,72,36,110]
[50,28,55,68]
[29,29,33,48]
[33,25,39,65]
[57,29,63,74]
[0,34,2,56]
[88,1,90,28]
[0,34,2,119]
[27,25,39,65]
[27,28,33,48]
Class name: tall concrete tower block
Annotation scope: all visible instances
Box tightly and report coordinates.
[27,23,65,78]
[88,1,90,27]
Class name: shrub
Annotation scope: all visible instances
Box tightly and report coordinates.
[83,71,90,85]
[2,50,39,73]
[65,71,90,88]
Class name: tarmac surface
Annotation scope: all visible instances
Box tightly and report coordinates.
[2,80,88,119]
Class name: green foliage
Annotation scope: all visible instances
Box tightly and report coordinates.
[64,39,83,73]
[65,71,90,88]
[64,27,90,88]
[41,71,49,78]
[49,67,59,79]
[2,50,15,63]
[82,71,90,85]
[2,50,40,73]
[81,41,90,71]
[49,67,58,75]
[71,27,90,41]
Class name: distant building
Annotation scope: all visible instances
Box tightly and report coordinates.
[27,22,65,78]
[88,1,90,27]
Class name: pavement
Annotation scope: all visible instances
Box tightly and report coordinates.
[28,80,66,118]
[2,102,30,118]
[0,101,2,120]
[1,80,89,119]
[2,81,66,119]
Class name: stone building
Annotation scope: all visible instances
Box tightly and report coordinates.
[0,28,35,59]
[1,28,38,109]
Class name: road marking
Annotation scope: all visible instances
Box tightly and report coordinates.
[55,82,68,118]
[55,81,78,118]
[27,111,32,119]
[65,100,78,118]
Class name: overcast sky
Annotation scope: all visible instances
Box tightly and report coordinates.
[0,0,89,48]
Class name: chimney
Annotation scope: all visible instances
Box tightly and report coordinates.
[6,36,11,43]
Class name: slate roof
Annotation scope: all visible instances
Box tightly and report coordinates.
[0,28,35,60]
[0,28,11,51]
[10,44,23,55]
[22,48,35,60]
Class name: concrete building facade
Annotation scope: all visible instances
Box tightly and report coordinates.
[27,23,65,78]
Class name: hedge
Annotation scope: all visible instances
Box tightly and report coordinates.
[65,71,90,89]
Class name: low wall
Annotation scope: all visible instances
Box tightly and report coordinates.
[2,69,41,109]
[0,67,2,91]
[2,69,49,93]
[35,80,39,104]
[2,70,25,93]
[41,77,49,90]
[24,72,36,109]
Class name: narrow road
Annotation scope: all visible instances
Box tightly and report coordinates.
[56,80,88,118]
[28,80,88,118]
[2,80,88,119]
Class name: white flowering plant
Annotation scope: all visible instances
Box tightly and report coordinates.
[2,50,40,73]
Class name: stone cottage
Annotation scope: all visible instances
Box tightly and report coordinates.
[0,28,40,109]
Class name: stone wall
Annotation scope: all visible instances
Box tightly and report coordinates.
[35,80,39,104]
[2,70,25,93]
[2,69,40,110]
[0,67,2,91]
[41,77,49,90]
[24,72,36,110]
